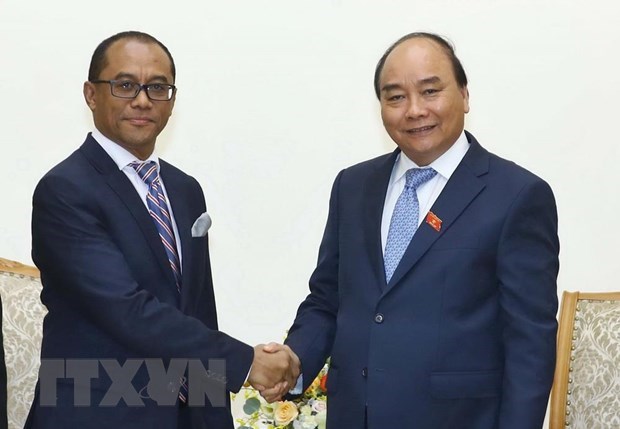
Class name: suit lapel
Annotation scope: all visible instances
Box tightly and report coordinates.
[385,133,489,292]
[159,161,194,310]
[79,135,178,290]
[363,151,399,291]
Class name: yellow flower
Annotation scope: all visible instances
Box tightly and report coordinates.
[274,401,299,426]
[310,377,321,390]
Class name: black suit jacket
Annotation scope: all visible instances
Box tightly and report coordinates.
[26,134,253,428]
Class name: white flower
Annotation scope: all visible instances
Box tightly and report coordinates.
[293,414,318,429]
[309,399,327,413]
[299,404,313,416]
[315,410,327,429]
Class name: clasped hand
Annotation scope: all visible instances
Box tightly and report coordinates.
[248,342,301,403]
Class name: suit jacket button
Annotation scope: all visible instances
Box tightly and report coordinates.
[374,313,384,323]
[362,367,368,377]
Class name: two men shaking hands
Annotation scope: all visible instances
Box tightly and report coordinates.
[26,28,559,429]
[249,343,300,403]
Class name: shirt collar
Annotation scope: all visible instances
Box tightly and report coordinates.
[91,128,160,171]
[392,131,470,183]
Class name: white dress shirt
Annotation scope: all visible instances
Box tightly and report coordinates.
[381,131,470,253]
[91,129,183,266]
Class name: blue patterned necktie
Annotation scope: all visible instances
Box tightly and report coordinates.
[384,167,437,283]
[131,161,182,292]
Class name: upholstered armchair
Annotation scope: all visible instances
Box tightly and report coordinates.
[549,291,620,429]
[0,257,46,429]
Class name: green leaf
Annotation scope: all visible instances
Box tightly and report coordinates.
[243,397,261,415]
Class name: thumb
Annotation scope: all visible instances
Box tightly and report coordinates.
[263,342,282,353]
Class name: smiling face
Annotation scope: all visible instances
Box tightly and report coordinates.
[378,37,469,166]
[83,38,175,160]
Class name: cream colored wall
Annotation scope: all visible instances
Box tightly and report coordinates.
[1,2,618,408]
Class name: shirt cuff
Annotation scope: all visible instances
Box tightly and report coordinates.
[289,374,303,394]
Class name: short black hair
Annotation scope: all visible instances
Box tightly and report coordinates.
[373,32,467,99]
[88,31,176,82]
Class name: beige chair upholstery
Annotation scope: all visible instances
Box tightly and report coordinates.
[549,291,620,429]
[0,257,46,429]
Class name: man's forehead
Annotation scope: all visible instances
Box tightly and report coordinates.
[381,39,453,82]
[387,38,449,66]
[102,39,173,78]
[392,36,446,56]
[106,39,164,61]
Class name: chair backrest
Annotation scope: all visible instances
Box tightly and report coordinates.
[549,291,620,429]
[0,257,46,429]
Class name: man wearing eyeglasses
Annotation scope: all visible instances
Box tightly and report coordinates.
[25,31,299,429]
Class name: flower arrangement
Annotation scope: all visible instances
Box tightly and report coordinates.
[232,360,329,429]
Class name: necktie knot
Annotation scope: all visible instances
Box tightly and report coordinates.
[405,167,437,190]
[130,161,159,187]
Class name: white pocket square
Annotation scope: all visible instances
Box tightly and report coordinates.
[191,212,212,237]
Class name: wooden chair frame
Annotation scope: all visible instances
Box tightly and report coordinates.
[0,257,39,278]
[549,291,620,429]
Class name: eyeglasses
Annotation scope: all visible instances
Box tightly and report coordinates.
[90,80,176,101]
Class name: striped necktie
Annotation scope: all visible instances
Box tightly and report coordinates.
[130,161,188,402]
[130,161,182,291]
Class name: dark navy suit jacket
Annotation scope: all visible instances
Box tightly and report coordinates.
[26,134,253,428]
[286,132,559,429]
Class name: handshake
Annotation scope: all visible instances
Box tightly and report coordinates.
[248,342,301,403]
